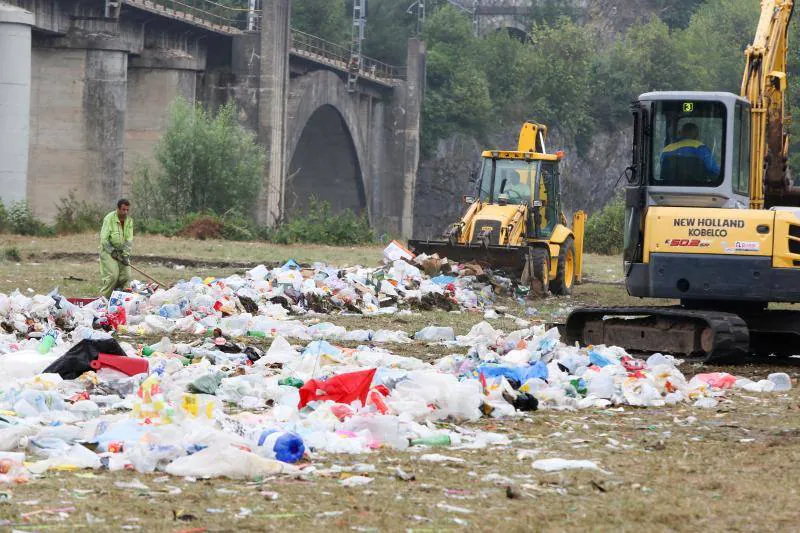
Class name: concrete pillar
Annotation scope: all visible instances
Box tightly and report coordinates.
[258,0,291,226]
[400,38,425,239]
[125,51,202,191]
[85,49,128,206]
[28,43,127,218]
[0,4,34,207]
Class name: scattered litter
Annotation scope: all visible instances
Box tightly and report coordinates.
[339,475,374,487]
[532,458,609,473]
[419,454,466,463]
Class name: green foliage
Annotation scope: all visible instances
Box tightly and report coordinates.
[3,247,21,262]
[585,196,626,255]
[292,0,350,45]
[0,202,7,233]
[6,202,53,236]
[133,98,265,223]
[267,198,375,245]
[679,0,760,92]
[54,190,104,234]
[362,0,417,64]
[422,6,492,152]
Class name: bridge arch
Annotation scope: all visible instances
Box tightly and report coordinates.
[480,18,530,41]
[285,70,370,220]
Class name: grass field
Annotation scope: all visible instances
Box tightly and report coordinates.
[1,233,799,531]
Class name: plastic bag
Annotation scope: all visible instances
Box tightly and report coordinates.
[165,444,296,479]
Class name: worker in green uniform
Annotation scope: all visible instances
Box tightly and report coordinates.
[99,199,133,299]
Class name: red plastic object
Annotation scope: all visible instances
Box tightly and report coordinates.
[66,298,99,308]
[89,353,149,376]
[298,368,376,409]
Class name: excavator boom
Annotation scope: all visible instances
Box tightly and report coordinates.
[741,0,795,207]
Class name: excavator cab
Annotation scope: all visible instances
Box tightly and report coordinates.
[631,92,751,210]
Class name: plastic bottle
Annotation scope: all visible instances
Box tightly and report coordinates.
[253,430,305,464]
[246,330,267,338]
[37,330,57,354]
[141,345,155,357]
[409,435,451,447]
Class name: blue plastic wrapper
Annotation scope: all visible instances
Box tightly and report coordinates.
[476,361,549,383]
[589,349,612,367]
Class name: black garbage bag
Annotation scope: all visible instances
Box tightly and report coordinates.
[42,338,127,379]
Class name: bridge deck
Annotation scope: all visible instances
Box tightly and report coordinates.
[8,0,404,83]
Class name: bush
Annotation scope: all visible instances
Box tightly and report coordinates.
[54,190,105,234]
[267,198,374,245]
[7,202,53,236]
[0,202,8,233]
[3,247,21,262]
[585,196,625,255]
[133,98,265,222]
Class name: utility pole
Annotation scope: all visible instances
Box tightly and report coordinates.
[348,0,367,92]
[406,1,425,36]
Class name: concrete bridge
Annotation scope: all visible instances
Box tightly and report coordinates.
[0,0,424,236]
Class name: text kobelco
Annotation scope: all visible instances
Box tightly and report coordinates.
[672,217,745,237]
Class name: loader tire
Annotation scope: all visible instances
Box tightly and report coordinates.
[522,247,550,298]
[550,237,576,296]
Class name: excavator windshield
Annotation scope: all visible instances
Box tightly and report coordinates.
[651,100,725,187]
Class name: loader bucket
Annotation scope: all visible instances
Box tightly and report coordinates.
[407,240,528,275]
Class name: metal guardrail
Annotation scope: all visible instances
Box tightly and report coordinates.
[123,0,253,32]
[290,29,404,81]
[9,0,402,80]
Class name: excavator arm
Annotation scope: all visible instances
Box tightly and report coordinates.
[741,0,794,208]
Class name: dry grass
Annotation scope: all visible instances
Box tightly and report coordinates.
[1,239,799,530]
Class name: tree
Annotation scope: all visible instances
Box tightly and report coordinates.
[421,5,492,152]
[362,0,417,65]
[291,0,349,45]
[133,98,265,221]
[679,0,760,92]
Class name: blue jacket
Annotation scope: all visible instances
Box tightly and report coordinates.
[660,137,720,176]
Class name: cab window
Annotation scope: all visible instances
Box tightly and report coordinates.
[651,101,725,187]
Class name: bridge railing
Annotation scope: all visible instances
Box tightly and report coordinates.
[290,29,404,81]
[122,0,252,30]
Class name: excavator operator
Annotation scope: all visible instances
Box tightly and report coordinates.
[659,122,721,183]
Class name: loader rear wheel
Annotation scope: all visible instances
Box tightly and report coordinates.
[550,237,576,296]
[522,247,550,297]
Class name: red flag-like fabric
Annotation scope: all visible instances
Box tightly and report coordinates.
[298,368,377,409]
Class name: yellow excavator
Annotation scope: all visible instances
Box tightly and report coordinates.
[566,0,799,361]
[409,122,586,295]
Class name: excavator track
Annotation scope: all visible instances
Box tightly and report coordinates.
[564,307,751,363]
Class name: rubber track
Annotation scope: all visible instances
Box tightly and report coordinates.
[565,307,750,362]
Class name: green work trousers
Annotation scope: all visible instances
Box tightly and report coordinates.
[100,250,131,299]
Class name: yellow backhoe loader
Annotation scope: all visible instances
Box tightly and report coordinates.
[409,122,586,295]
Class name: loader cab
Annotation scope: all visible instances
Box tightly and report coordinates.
[633,91,751,209]
[476,152,562,238]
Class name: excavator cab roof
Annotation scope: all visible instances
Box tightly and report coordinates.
[639,91,748,105]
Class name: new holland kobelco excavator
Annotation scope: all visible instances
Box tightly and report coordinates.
[566,0,800,361]
[408,122,586,295]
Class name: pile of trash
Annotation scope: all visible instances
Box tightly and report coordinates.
[0,252,522,345]
[0,252,793,482]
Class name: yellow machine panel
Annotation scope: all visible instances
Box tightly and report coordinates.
[643,206,775,262]
[771,209,800,268]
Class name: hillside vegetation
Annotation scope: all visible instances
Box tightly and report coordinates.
[295,0,800,213]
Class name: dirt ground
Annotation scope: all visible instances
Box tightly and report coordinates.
[1,234,799,531]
